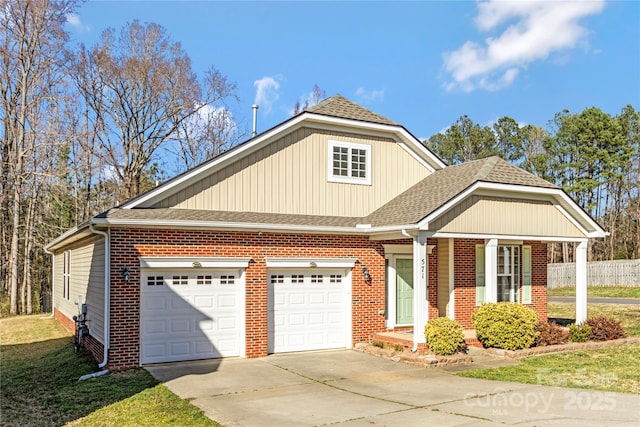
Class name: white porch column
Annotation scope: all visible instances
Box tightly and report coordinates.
[412,232,428,349]
[576,240,588,324]
[485,239,498,303]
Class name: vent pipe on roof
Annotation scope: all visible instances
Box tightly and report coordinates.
[251,104,259,137]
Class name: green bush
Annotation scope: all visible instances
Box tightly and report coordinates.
[472,303,538,350]
[569,323,592,342]
[585,316,627,341]
[424,317,467,355]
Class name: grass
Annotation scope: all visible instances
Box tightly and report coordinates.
[0,315,222,427]
[458,343,640,394]
[457,300,640,394]
[548,302,640,337]
[548,286,640,299]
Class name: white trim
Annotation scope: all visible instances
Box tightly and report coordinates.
[383,244,413,255]
[484,239,498,303]
[139,257,251,269]
[265,257,357,269]
[427,231,590,243]
[448,238,455,321]
[576,240,588,324]
[412,232,428,349]
[327,140,372,185]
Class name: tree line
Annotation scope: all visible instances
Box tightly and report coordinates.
[1,0,637,316]
[426,106,639,263]
[1,0,240,315]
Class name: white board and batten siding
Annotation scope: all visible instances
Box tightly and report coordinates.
[138,258,249,365]
[53,237,106,343]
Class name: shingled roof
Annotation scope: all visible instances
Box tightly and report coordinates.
[95,208,362,228]
[365,156,558,227]
[306,94,397,125]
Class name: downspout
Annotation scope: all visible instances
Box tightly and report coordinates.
[40,247,54,319]
[89,223,110,371]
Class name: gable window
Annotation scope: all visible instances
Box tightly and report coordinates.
[328,140,371,185]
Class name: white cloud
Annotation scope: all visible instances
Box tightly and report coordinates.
[354,87,385,103]
[66,13,90,32]
[253,76,280,113]
[443,0,605,92]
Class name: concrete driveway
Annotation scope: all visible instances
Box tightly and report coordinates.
[147,350,640,426]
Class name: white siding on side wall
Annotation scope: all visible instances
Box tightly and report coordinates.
[151,127,432,217]
[54,237,106,343]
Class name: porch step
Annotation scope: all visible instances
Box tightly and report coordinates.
[370,329,483,353]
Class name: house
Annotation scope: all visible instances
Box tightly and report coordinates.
[46,95,606,369]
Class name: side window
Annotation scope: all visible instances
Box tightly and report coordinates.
[328,140,371,185]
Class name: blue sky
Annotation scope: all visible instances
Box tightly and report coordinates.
[66,0,639,141]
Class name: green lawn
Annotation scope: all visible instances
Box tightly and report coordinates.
[457,301,640,394]
[548,286,640,299]
[0,315,222,427]
[459,343,640,394]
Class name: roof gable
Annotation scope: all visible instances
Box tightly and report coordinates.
[365,156,558,226]
[121,95,444,209]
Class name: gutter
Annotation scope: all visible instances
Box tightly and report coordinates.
[89,223,110,370]
[91,217,420,236]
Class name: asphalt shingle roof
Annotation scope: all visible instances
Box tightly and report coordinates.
[365,156,558,226]
[96,208,362,228]
[306,94,398,125]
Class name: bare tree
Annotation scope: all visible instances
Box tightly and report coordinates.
[71,21,237,200]
[173,106,246,171]
[0,0,77,314]
[293,84,326,115]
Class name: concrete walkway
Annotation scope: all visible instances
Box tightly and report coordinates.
[147,350,640,426]
[549,296,640,305]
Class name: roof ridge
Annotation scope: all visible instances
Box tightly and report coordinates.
[305,94,397,125]
[474,156,500,181]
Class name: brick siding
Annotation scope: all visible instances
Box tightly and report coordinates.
[100,229,548,369]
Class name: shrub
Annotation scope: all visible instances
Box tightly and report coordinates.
[424,317,466,355]
[535,321,569,346]
[585,316,627,341]
[472,303,538,350]
[568,323,592,342]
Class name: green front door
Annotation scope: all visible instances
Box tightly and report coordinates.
[396,258,413,324]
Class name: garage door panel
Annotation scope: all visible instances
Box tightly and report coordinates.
[218,294,237,308]
[141,270,243,364]
[268,270,349,353]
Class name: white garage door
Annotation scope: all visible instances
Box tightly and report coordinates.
[268,270,350,353]
[140,270,244,364]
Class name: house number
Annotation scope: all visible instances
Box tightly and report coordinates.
[421,258,425,279]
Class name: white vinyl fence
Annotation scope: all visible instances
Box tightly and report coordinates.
[547,259,640,288]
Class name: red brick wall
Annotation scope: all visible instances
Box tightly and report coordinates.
[108,228,410,369]
[452,239,483,328]
[452,239,548,329]
[55,307,105,363]
[525,240,548,321]
[428,238,439,320]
